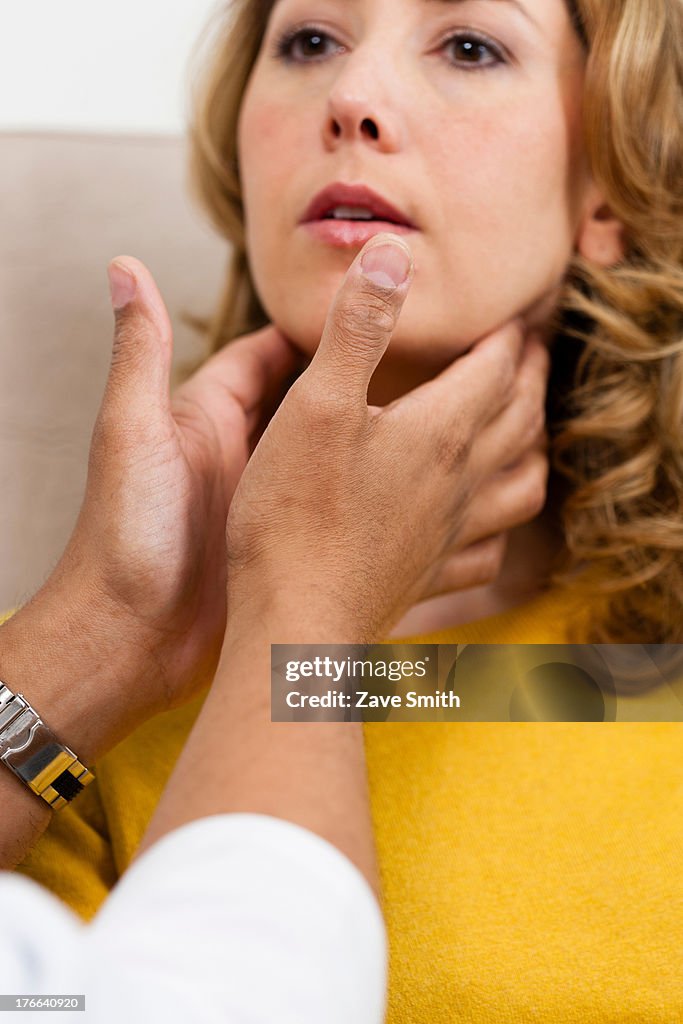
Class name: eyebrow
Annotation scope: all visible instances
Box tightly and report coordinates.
[421,0,541,32]
[272,0,542,33]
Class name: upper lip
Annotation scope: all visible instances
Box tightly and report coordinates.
[300,182,417,228]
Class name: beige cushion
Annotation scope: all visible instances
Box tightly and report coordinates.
[0,130,228,610]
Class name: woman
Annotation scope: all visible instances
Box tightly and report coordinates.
[178,0,682,644]
[7,0,683,1019]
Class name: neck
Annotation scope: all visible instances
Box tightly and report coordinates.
[297,350,567,635]
[368,344,565,634]
[366,352,447,408]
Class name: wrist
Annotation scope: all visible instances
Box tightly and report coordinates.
[0,570,166,764]
[226,580,373,649]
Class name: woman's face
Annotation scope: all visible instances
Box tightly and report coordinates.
[237,0,591,400]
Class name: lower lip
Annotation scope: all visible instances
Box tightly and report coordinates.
[299,219,416,247]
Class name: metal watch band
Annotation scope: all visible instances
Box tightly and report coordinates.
[0,681,95,810]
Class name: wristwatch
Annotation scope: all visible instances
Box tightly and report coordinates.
[0,681,95,810]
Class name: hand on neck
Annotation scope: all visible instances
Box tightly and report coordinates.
[387,504,565,638]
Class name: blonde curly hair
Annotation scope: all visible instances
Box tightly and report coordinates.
[174,0,683,652]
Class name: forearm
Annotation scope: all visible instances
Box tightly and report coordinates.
[135,607,381,899]
[0,570,167,869]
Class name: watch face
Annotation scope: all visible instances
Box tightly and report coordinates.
[0,681,94,809]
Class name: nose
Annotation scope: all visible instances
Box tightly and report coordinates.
[322,48,404,153]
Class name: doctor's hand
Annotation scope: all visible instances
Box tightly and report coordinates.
[43,256,302,720]
[223,233,550,644]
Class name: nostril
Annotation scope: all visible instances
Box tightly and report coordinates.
[361,118,379,140]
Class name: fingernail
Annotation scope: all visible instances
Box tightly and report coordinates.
[108,261,137,310]
[361,240,412,289]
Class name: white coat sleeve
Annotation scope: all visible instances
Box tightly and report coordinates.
[0,813,387,1024]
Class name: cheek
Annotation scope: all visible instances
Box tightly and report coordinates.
[431,100,575,290]
[438,108,570,226]
[238,97,298,273]
[238,87,302,218]
[239,110,275,203]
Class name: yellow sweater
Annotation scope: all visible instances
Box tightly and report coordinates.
[6,590,683,1023]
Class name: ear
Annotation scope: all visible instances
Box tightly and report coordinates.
[575,179,626,266]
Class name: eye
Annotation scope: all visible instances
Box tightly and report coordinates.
[272,24,346,64]
[271,23,507,71]
[440,30,507,70]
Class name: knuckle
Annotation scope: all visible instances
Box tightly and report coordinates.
[524,344,548,391]
[499,351,517,401]
[294,378,346,428]
[531,360,551,409]
[523,456,549,517]
[433,426,472,473]
[519,338,549,397]
[337,295,395,349]
[480,534,507,580]
[328,314,365,358]
[524,403,546,447]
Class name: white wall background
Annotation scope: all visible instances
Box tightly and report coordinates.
[0,0,226,135]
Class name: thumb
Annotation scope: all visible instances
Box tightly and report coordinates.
[104,256,174,422]
[309,232,414,401]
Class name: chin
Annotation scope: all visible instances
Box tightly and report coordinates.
[270,290,492,363]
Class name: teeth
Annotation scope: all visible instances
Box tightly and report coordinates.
[328,205,376,220]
